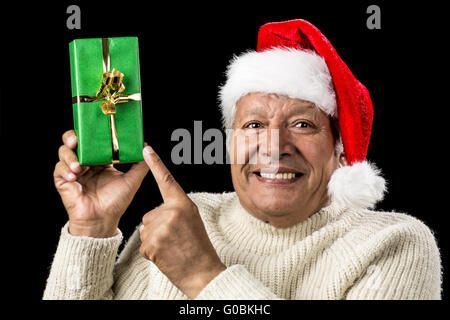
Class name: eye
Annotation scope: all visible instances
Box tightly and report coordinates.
[295,121,310,128]
[245,122,262,129]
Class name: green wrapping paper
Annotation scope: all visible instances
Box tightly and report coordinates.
[69,37,144,165]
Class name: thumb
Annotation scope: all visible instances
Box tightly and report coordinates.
[122,160,150,192]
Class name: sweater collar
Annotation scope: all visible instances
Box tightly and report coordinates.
[217,193,346,255]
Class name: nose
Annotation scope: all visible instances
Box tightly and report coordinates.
[259,126,296,160]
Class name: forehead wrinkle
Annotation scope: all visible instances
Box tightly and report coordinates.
[238,94,319,122]
[238,98,274,119]
[285,101,317,116]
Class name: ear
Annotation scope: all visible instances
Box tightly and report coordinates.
[333,145,347,168]
[338,153,347,167]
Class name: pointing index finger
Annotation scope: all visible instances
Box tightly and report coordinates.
[143,146,187,202]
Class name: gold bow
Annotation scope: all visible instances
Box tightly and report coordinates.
[72,38,142,163]
[97,68,127,115]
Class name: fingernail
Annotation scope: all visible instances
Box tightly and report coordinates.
[144,146,154,154]
[70,162,80,171]
[67,173,76,180]
[68,136,77,145]
[139,225,144,232]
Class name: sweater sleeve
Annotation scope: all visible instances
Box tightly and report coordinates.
[344,219,442,300]
[43,222,123,300]
[195,265,282,300]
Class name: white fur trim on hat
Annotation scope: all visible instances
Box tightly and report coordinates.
[327,161,387,209]
[219,47,337,129]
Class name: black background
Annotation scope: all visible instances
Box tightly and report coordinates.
[0,0,447,311]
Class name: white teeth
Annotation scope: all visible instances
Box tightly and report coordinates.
[260,172,296,179]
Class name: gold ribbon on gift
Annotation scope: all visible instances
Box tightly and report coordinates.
[72,38,142,164]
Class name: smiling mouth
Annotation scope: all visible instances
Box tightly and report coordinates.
[252,170,304,184]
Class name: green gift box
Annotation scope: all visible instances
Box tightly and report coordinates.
[69,37,144,165]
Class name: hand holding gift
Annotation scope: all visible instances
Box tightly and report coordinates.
[54,130,149,238]
[139,146,226,299]
[58,37,148,237]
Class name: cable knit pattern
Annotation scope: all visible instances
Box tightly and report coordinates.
[43,192,442,300]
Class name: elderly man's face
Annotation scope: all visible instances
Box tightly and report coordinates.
[230,92,341,227]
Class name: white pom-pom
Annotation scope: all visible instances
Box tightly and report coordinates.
[327,161,387,209]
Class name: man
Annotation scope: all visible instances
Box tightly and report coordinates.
[44,19,442,299]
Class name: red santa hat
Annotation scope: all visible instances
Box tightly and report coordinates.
[220,19,386,209]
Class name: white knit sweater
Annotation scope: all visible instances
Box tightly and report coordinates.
[43,192,442,300]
